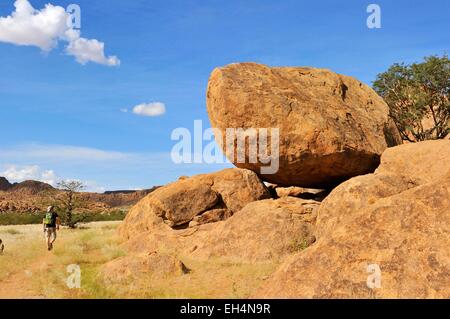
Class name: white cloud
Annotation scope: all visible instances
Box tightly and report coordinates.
[120,108,128,113]
[65,30,120,66]
[0,0,67,51]
[0,143,233,191]
[0,164,107,192]
[132,102,166,117]
[83,180,106,193]
[40,169,58,185]
[0,0,120,66]
[0,144,131,162]
[1,165,57,185]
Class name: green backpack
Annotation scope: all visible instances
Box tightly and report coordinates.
[44,212,54,225]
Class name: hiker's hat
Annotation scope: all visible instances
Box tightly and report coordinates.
[47,206,54,212]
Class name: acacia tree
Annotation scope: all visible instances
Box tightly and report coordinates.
[56,180,85,228]
[373,55,449,142]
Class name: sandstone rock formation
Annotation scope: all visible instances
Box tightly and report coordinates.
[189,208,232,227]
[274,186,309,198]
[190,197,319,261]
[206,63,402,188]
[119,168,270,238]
[273,186,327,201]
[118,196,319,263]
[315,139,450,238]
[116,167,320,262]
[256,140,450,298]
[102,251,189,284]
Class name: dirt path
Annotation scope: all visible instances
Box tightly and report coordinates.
[0,252,55,298]
[0,221,121,299]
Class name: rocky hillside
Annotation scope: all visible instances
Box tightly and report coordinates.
[0,178,159,214]
[0,177,12,191]
[101,64,449,298]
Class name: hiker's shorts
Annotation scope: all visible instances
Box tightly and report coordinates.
[45,227,57,241]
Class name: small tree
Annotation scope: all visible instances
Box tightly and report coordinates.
[56,180,85,228]
[373,55,449,142]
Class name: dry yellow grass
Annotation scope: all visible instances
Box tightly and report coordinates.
[0,221,278,298]
[101,256,277,299]
[0,224,45,282]
[0,222,123,298]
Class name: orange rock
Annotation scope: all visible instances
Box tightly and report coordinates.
[191,197,319,261]
[207,63,402,188]
[101,251,189,284]
[119,168,270,238]
[255,140,450,298]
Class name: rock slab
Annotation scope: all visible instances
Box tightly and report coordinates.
[256,140,450,298]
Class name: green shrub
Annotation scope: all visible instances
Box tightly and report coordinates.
[373,54,449,142]
[0,213,45,225]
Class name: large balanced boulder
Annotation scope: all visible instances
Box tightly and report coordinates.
[119,168,270,238]
[256,140,450,298]
[206,63,402,188]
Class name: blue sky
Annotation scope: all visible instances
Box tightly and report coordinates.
[0,0,448,191]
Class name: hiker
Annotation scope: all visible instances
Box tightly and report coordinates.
[0,238,4,255]
[43,206,60,251]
